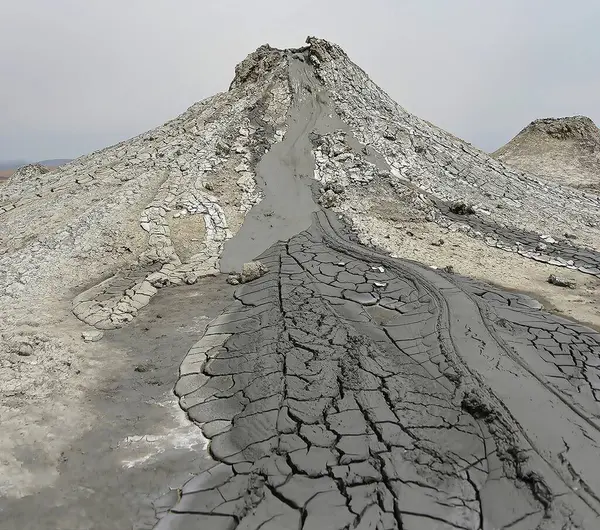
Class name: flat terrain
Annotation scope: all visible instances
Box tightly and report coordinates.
[0,169,13,182]
[0,166,60,183]
[0,277,233,530]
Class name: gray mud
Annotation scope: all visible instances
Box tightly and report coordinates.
[160,50,600,529]
[4,38,600,530]
[162,211,600,529]
[0,277,233,530]
[220,55,347,273]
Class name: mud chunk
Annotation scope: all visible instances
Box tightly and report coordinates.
[184,272,198,285]
[226,275,240,285]
[82,330,104,343]
[319,189,342,208]
[17,342,34,356]
[449,201,476,215]
[547,274,576,289]
[240,261,269,283]
[226,261,269,284]
[461,390,497,421]
[325,181,345,194]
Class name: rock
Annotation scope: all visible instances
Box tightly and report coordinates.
[184,272,198,285]
[147,272,170,288]
[17,343,34,356]
[443,265,455,274]
[226,275,240,285]
[134,362,156,373]
[240,261,269,283]
[325,181,345,194]
[449,202,475,215]
[318,189,342,208]
[536,242,548,252]
[431,239,445,247]
[82,330,104,342]
[564,233,577,240]
[547,274,576,289]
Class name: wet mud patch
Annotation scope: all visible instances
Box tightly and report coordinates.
[0,276,234,530]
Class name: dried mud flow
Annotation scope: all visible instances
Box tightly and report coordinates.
[2,39,600,530]
[160,53,600,529]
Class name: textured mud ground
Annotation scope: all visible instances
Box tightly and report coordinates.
[157,211,600,530]
[3,38,600,530]
[0,278,233,530]
[493,116,600,190]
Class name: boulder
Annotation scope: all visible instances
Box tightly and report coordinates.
[547,274,576,289]
[240,261,269,283]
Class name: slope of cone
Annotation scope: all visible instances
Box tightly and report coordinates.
[2,37,600,529]
[493,115,600,190]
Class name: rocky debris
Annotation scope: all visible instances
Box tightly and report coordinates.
[16,342,34,356]
[493,115,600,189]
[226,261,269,285]
[318,188,342,208]
[4,332,50,357]
[547,274,577,289]
[449,201,476,215]
[134,361,156,373]
[318,181,346,208]
[240,261,269,283]
[431,238,444,246]
[226,274,240,285]
[183,272,198,285]
[82,330,104,342]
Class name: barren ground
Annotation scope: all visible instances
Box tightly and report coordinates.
[0,276,234,530]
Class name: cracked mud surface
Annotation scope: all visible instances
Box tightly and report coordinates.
[161,210,600,529]
[156,42,600,530]
[3,37,600,530]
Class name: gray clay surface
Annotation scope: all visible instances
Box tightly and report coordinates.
[164,211,600,530]
[160,45,600,530]
[3,38,600,530]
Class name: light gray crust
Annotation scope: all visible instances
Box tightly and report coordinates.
[494,116,600,191]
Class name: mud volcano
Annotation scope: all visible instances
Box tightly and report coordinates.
[494,115,600,191]
[2,37,600,530]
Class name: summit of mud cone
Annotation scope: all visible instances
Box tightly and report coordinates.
[11,163,50,178]
[229,44,287,90]
[305,36,348,63]
[519,115,600,141]
[493,115,600,189]
[229,37,347,90]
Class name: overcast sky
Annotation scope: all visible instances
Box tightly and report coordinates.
[1,0,599,161]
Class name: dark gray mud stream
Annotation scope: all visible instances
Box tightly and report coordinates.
[220,54,347,273]
[157,55,600,529]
